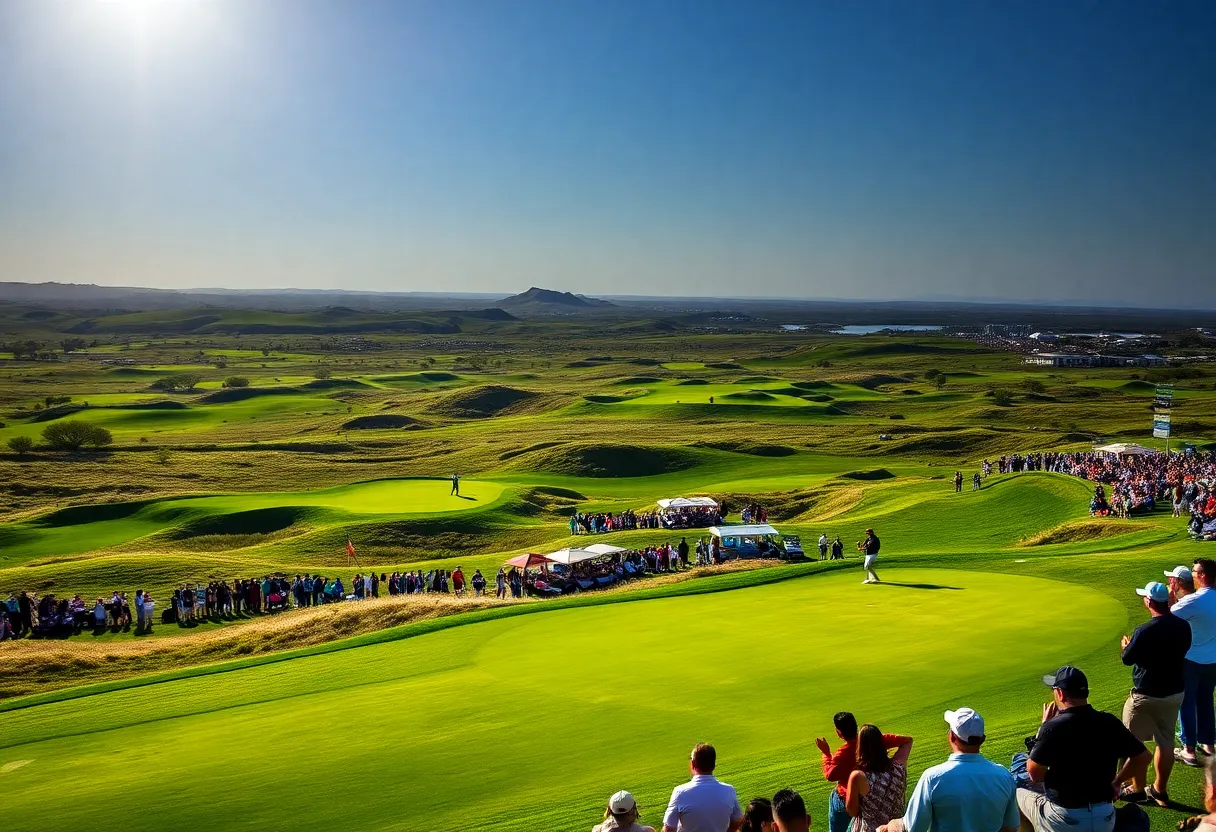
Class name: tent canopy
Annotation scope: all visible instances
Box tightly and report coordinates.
[657,497,719,510]
[709,524,780,539]
[505,553,551,569]
[1095,442,1154,456]
[546,547,610,566]
[583,543,627,556]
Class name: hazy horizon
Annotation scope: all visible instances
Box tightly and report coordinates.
[2,1,1214,305]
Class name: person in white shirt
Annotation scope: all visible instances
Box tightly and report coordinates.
[1172,558,1216,766]
[663,743,744,832]
[879,708,1018,832]
[818,534,829,561]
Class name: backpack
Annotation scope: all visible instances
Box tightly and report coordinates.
[1114,803,1149,832]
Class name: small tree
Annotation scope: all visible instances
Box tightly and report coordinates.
[155,447,172,465]
[1022,378,1046,394]
[42,420,112,451]
[7,435,35,456]
[314,367,333,380]
[991,389,1015,406]
[934,375,947,390]
[223,376,251,388]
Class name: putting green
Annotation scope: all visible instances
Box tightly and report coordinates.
[0,568,1124,832]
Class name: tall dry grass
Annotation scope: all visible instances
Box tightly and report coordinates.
[0,593,530,700]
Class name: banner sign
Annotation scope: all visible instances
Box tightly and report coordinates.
[1153,386,1174,439]
[1153,413,1171,439]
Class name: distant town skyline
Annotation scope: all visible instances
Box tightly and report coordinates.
[2,0,1214,305]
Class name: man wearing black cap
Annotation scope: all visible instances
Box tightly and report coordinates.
[1013,666,1150,832]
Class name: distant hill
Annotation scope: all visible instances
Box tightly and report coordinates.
[496,287,615,313]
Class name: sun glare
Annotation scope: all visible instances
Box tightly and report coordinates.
[91,0,217,55]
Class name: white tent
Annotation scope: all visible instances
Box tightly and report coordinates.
[1095,442,1155,456]
[657,497,719,510]
[583,543,627,556]
[708,524,780,539]
[546,547,609,566]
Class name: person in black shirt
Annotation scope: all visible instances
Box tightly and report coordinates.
[1120,580,1192,805]
[1013,666,1149,832]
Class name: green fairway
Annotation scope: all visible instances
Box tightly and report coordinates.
[0,568,1125,832]
[0,479,506,562]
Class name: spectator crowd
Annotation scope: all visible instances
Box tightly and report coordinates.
[589,556,1216,832]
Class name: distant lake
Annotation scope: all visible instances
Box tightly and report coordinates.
[834,324,943,335]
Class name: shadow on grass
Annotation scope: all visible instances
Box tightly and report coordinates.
[455,495,478,501]
[873,581,963,591]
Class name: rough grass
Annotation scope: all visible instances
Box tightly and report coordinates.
[513,443,701,477]
[0,593,521,699]
[1019,518,1159,547]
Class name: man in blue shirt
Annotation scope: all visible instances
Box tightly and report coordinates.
[879,708,1019,832]
[1173,558,1216,767]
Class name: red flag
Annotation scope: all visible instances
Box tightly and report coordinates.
[346,538,356,559]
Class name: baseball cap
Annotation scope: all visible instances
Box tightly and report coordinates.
[1136,581,1169,603]
[1165,566,1193,582]
[944,707,985,741]
[609,791,636,814]
[1043,665,1089,696]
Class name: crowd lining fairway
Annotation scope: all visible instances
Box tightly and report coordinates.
[0,569,1125,832]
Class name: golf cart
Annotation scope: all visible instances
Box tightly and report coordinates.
[707,524,806,561]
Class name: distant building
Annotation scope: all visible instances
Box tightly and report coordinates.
[1023,353,1168,368]
[1030,332,1059,343]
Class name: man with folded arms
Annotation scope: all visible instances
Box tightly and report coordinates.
[1014,666,1150,832]
[1119,580,1191,804]
[879,708,1018,832]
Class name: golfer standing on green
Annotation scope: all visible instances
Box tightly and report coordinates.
[450,473,460,496]
[859,528,881,584]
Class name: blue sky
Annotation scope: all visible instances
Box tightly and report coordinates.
[1,0,1214,305]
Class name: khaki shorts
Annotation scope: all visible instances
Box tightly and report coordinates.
[1123,691,1184,750]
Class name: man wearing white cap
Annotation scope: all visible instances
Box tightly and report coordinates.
[594,790,655,832]
[878,708,1018,832]
[1119,581,1191,804]
[1166,566,1196,606]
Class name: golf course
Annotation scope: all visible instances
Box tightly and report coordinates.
[1,309,1213,832]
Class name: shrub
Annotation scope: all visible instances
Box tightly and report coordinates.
[7,435,35,456]
[924,369,942,380]
[44,395,72,406]
[223,376,251,389]
[41,420,112,451]
[155,447,172,465]
[149,374,202,392]
[992,389,1015,406]
[315,367,333,380]
[1022,379,1046,394]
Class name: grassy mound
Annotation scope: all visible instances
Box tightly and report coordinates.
[613,376,663,385]
[791,380,835,390]
[733,376,781,384]
[705,361,744,369]
[301,379,371,390]
[582,394,629,404]
[1119,380,1156,393]
[722,391,776,402]
[1020,519,1154,547]
[799,393,834,402]
[429,385,542,418]
[852,373,913,390]
[839,469,895,481]
[340,415,422,430]
[168,506,312,540]
[677,378,710,385]
[498,441,565,461]
[198,387,301,404]
[518,443,699,477]
[696,441,797,457]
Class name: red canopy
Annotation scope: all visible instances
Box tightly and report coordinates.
[505,553,550,569]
